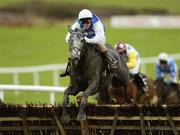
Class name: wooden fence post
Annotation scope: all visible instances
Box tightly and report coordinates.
[139,107,146,135]
[22,116,28,135]
[80,120,90,135]
[110,108,118,135]
[164,106,178,135]
[51,107,66,135]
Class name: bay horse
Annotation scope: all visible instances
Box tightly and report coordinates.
[128,73,154,104]
[97,45,154,105]
[98,72,154,104]
[61,26,129,122]
[153,77,180,104]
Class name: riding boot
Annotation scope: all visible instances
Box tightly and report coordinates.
[134,73,148,92]
[59,60,70,77]
[104,51,117,71]
[140,73,148,92]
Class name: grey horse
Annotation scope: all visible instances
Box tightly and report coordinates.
[61,26,129,123]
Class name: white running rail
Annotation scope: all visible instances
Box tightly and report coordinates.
[0,84,67,104]
[140,53,180,73]
[0,64,66,86]
[0,54,179,103]
[0,54,180,85]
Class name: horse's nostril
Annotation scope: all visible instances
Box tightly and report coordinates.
[73,58,79,61]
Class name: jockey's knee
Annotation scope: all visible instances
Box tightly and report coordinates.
[129,72,138,79]
[98,44,108,52]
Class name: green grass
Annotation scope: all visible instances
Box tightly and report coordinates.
[0,25,68,66]
[0,20,180,104]
[1,22,179,66]
[0,0,179,14]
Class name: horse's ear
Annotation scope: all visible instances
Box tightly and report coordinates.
[68,25,72,33]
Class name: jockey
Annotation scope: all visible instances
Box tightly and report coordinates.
[114,42,141,77]
[60,9,117,77]
[155,52,178,85]
[114,42,148,92]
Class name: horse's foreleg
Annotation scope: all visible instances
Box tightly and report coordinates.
[77,96,87,121]
[77,80,99,121]
[61,86,79,123]
[61,93,70,123]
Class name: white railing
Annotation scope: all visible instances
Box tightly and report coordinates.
[0,84,67,104]
[0,54,180,86]
[0,53,179,104]
[0,64,66,86]
[140,53,180,73]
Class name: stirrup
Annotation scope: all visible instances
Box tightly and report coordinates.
[59,72,69,77]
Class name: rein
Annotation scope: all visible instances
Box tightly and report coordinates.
[71,46,81,54]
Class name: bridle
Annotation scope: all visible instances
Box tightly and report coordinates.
[69,29,86,61]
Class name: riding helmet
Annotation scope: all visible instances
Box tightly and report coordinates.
[114,42,126,53]
[158,53,169,62]
[78,9,93,20]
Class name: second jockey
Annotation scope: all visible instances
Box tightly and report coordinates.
[114,42,141,77]
[114,42,148,92]
[155,52,178,85]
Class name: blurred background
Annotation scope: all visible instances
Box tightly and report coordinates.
[0,0,180,104]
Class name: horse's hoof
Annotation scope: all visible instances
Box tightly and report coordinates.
[77,113,86,121]
[61,114,70,123]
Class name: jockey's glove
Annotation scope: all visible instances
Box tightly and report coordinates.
[84,37,92,43]
[166,80,172,86]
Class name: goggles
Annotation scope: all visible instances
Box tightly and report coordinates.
[159,60,167,65]
[80,18,92,25]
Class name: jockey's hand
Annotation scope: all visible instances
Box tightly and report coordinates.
[166,80,172,86]
[84,37,92,43]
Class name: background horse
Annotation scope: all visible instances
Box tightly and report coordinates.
[97,45,154,105]
[128,74,154,104]
[97,46,130,104]
[153,77,180,104]
[61,26,129,122]
[100,73,154,104]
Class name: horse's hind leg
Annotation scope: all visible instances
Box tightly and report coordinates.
[124,87,131,104]
[61,86,79,123]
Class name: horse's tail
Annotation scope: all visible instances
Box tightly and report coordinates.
[98,73,113,104]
